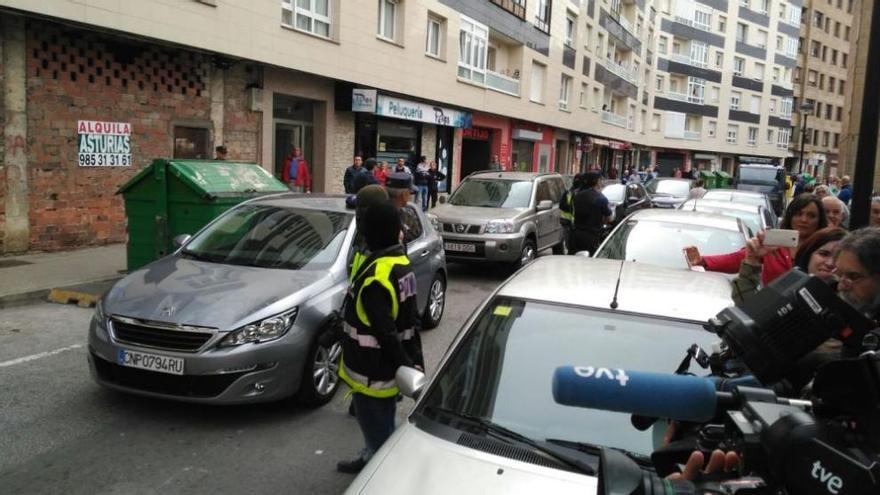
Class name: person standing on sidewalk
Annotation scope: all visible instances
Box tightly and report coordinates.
[374,161,390,185]
[427,160,446,209]
[214,145,228,160]
[414,156,430,211]
[344,156,364,194]
[336,202,424,474]
[352,158,380,193]
[283,147,312,193]
[570,172,612,254]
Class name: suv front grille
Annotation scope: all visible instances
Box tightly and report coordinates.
[443,223,482,234]
[111,318,214,352]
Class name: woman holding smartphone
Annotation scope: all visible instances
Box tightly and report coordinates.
[687,194,827,286]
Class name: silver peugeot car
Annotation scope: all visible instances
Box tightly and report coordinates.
[88,194,446,406]
[427,172,566,267]
[345,256,733,494]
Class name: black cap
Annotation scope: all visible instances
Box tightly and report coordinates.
[386,172,418,193]
[215,145,228,154]
[584,172,602,188]
[363,203,402,251]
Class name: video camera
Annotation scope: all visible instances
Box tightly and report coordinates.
[553,269,880,494]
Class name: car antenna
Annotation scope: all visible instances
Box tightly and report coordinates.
[610,260,625,309]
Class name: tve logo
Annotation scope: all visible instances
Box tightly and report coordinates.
[811,461,843,494]
[572,366,630,386]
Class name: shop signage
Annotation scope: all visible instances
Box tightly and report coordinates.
[77,120,132,167]
[352,89,377,112]
[694,153,717,160]
[608,140,630,150]
[462,127,491,140]
[736,155,776,164]
[512,128,543,141]
[376,95,472,128]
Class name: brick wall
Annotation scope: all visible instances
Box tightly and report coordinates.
[328,112,354,194]
[24,20,259,251]
[223,64,261,162]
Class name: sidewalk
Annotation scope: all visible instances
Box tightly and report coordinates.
[0,244,126,308]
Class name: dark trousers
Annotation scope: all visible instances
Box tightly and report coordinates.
[429,188,439,209]
[570,229,601,255]
[353,392,397,459]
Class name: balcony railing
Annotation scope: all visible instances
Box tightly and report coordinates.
[777,80,793,90]
[602,111,628,128]
[489,0,526,19]
[668,52,707,68]
[605,58,637,83]
[663,90,704,105]
[617,14,637,36]
[486,70,521,96]
[683,130,701,140]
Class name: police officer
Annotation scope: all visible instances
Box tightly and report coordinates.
[348,185,390,279]
[570,172,612,255]
[336,202,424,474]
[385,172,421,245]
[559,174,584,255]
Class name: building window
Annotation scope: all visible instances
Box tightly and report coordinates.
[823,131,830,147]
[747,127,758,146]
[559,74,572,110]
[651,113,661,131]
[750,95,761,113]
[707,120,717,137]
[694,9,711,31]
[426,16,444,58]
[687,77,705,104]
[835,21,841,38]
[580,83,589,108]
[834,133,840,148]
[754,62,765,80]
[807,69,818,86]
[489,0,526,19]
[377,0,398,41]
[837,106,843,121]
[718,15,726,32]
[821,45,828,62]
[530,61,546,103]
[769,98,777,114]
[842,53,848,68]
[173,126,210,159]
[565,14,576,46]
[736,23,748,43]
[658,36,667,54]
[727,125,739,144]
[715,51,723,68]
[845,26,851,41]
[733,57,745,76]
[458,16,488,84]
[813,10,824,28]
[592,87,601,111]
[815,101,822,117]
[730,91,741,110]
[766,128,775,143]
[282,0,332,38]
[825,105,833,120]
[534,0,552,33]
[819,73,825,90]
[760,0,770,14]
[655,75,664,92]
[777,128,791,148]
[785,37,798,58]
[772,67,780,82]
[839,80,845,95]
[710,86,720,103]
[810,40,821,57]
[781,97,793,118]
[755,29,767,49]
[788,6,801,25]
[584,23,593,50]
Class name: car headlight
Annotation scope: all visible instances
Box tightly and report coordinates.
[219,308,298,347]
[427,213,442,233]
[94,299,106,325]
[485,220,515,234]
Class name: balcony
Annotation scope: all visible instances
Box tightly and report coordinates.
[683,130,701,140]
[489,0,526,20]
[669,52,707,69]
[604,58,637,84]
[664,90,704,105]
[602,111,629,128]
[674,16,711,33]
[776,80,793,90]
[616,14,637,37]
[486,70,520,96]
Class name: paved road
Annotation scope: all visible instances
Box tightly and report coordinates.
[0,263,510,495]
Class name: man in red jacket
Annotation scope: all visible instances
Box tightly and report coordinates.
[282,147,312,193]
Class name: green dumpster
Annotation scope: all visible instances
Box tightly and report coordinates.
[715,170,732,188]
[118,159,289,271]
[699,170,717,189]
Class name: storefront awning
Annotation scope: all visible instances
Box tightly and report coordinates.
[608,140,630,150]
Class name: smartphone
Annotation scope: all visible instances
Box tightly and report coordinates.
[764,229,799,248]
[683,246,704,271]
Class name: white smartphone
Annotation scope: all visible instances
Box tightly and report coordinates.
[764,229,799,248]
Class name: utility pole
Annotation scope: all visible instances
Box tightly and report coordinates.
[850,0,880,228]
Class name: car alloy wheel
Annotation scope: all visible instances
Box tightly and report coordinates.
[422,274,446,330]
[313,341,341,396]
[520,241,536,267]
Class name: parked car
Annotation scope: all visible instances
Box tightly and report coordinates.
[88,194,447,406]
[645,178,693,209]
[679,199,776,235]
[345,256,733,495]
[594,209,749,270]
[601,182,652,228]
[701,189,778,226]
[428,172,567,267]
[735,164,787,216]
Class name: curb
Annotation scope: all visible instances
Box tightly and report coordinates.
[0,276,122,309]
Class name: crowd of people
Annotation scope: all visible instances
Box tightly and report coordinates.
[343,155,446,211]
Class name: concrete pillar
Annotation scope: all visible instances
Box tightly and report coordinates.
[4,16,28,253]
[210,65,225,149]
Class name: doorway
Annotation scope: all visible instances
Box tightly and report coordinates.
[511,140,534,172]
[272,94,314,180]
[461,134,491,178]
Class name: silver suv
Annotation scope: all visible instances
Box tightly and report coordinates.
[427,172,566,267]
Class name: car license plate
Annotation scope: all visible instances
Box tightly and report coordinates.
[444,242,476,253]
[117,348,184,375]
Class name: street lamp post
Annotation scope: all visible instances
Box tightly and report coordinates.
[797,101,814,174]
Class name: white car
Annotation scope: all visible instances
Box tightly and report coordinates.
[344,256,733,495]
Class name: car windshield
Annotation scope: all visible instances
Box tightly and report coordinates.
[646,180,689,197]
[182,204,352,270]
[418,298,716,458]
[687,206,761,235]
[738,167,780,184]
[602,184,625,203]
[596,220,746,269]
[703,191,766,208]
[449,179,533,208]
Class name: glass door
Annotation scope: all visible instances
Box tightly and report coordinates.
[273,121,313,180]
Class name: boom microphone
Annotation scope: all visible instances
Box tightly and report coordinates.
[552,366,727,423]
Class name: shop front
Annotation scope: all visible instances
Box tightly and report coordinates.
[693,153,719,172]
[510,123,554,173]
[460,126,494,178]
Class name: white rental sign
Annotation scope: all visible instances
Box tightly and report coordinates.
[77,120,132,167]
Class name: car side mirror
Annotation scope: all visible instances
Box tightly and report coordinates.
[575,250,591,257]
[439,195,447,205]
[173,234,192,248]
[536,200,553,211]
[396,366,427,400]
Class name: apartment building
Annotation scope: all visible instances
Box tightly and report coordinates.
[788,0,854,178]
[0,0,796,252]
